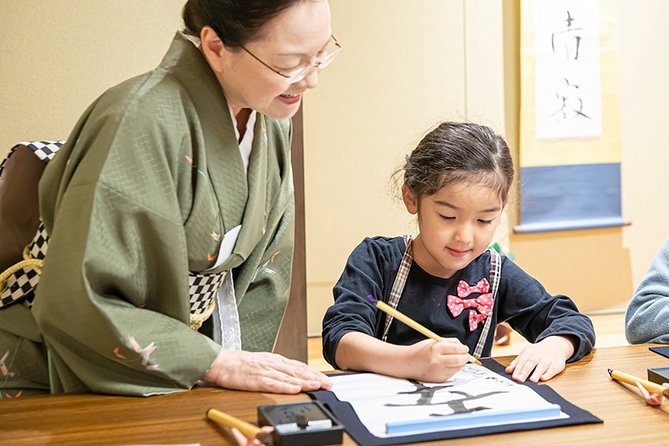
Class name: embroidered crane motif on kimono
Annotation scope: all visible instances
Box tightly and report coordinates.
[1,390,22,399]
[0,351,15,378]
[128,336,159,370]
[112,337,160,371]
[251,251,281,282]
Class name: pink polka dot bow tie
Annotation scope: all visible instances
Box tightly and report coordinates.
[446,278,493,331]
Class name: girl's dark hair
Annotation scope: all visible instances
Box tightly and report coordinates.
[402,122,514,203]
[182,0,309,47]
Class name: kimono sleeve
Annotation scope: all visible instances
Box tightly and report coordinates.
[32,84,223,395]
[231,117,296,352]
[33,180,220,395]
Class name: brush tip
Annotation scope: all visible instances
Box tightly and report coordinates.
[366,294,377,304]
[607,368,612,376]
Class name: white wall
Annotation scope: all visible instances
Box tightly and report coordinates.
[1,1,185,153]
[3,0,668,337]
[619,0,669,283]
[303,0,509,335]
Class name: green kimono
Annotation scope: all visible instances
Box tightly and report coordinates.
[0,32,295,397]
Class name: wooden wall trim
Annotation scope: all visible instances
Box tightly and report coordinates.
[273,106,307,362]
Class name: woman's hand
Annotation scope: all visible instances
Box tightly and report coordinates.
[203,350,332,394]
[402,338,470,382]
[505,335,575,383]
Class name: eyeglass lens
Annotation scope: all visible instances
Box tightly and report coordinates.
[284,41,341,83]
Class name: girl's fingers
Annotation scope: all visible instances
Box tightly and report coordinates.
[511,354,540,382]
[528,359,551,383]
[505,356,518,374]
[539,363,563,382]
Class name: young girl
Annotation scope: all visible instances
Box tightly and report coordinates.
[322,122,595,384]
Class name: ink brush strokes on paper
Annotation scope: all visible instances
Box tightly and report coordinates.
[329,364,566,437]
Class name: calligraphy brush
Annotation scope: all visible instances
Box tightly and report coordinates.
[366,294,482,366]
[607,368,669,398]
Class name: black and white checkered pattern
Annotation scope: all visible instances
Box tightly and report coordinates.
[1,139,225,319]
[18,140,64,162]
[0,140,64,177]
[0,266,40,308]
[188,271,226,315]
[0,221,49,308]
[28,222,49,260]
[0,140,63,309]
[1,220,227,314]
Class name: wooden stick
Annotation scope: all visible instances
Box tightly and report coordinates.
[375,299,483,366]
[608,369,669,398]
[207,408,262,439]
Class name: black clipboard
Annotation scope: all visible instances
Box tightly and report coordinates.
[309,359,602,446]
[649,346,669,359]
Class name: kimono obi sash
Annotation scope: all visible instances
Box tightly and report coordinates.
[0,221,224,330]
[0,142,224,330]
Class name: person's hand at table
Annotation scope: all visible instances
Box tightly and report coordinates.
[203,350,332,394]
[505,335,575,383]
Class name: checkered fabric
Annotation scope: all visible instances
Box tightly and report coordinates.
[28,222,49,260]
[0,266,40,308]
[0,140,63,309]
[18,140,64,162]
[1,218,227,315]
[0,139,226,322]
[473,249,501,359]
[381,235,413,342]
[188,270,226,315]
[0,222,50,308]
[0,140,65,177]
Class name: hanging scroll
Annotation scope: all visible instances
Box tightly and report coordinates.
[515,0,624,233]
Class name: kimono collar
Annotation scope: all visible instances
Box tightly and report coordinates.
[163,32,270,266]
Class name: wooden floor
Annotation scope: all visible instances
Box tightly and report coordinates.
[308,312,627,372]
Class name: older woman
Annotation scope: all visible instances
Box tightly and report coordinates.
[0,0,336,397]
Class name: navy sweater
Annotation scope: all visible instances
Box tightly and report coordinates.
[322,236,595,369]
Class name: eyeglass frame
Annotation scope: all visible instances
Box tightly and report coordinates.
[239,35,341,83]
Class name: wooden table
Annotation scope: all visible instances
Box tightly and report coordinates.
[1,344,668,445]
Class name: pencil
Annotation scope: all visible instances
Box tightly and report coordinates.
[607,368,669,398]
[370,297,482,366]
[207,408,262,439]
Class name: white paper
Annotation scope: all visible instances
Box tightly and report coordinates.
[534,0,602,138]
[329,364,566,437]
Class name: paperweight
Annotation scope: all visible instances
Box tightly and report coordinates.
[257,401,343,446]
[647,366,669,385]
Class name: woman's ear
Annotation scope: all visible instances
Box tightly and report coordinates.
[402,184,418,214]
[200,26,226,72]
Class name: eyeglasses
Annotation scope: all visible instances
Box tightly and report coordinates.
[240,35,341,83]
